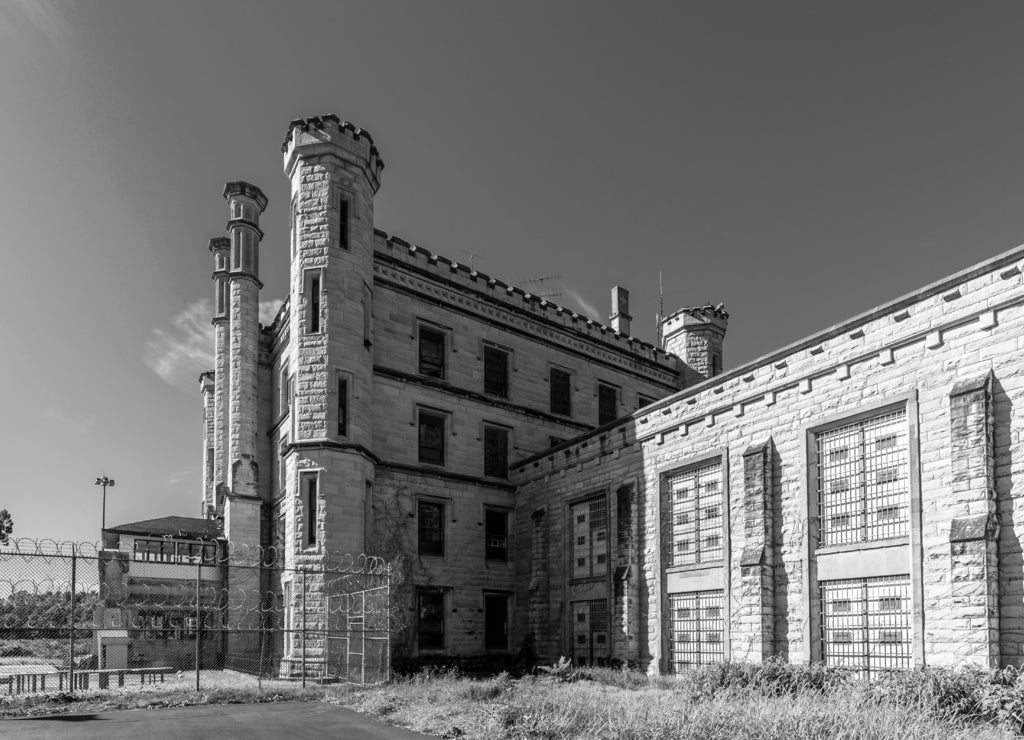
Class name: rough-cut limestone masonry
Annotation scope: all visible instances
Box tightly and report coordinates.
[512,248,1024,673]
[186,113,1024,676]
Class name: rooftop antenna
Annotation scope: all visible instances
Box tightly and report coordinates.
[460,250,480,270]
[517,274,563,300]
[656,271,664,347]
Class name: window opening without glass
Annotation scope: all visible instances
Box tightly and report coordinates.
[816,408,909,547]
[667,461,724,566]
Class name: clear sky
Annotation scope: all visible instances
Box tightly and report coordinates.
[3,0,1024,543]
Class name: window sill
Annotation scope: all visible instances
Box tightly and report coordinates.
[569,575,607,585]
[666,560,724,575]
[816,537,908,555]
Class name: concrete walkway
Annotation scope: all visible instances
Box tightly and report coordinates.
[1,701,433,739]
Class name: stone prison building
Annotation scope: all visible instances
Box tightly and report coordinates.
[186,113,1024,677]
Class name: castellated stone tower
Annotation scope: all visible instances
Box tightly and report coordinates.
[281,115,383,562]
[661,304,729,385]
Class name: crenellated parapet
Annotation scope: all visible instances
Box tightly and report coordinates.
[373,229,680,373]
[281,114,384,192]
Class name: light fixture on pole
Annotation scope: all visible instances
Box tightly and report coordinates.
[94,476,115,533]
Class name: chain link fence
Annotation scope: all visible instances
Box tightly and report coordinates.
[0,539,391,697]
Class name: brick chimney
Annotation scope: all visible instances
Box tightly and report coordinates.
[610,285,631,335]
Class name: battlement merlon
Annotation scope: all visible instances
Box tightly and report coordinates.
[661,304,729,340]
[281,114,384,192]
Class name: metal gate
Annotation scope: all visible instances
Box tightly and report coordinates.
[324,575,390,684]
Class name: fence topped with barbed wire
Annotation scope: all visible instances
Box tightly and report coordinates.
[0,537,392,696]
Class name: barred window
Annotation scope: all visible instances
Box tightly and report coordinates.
[418,410,445,466]
[550,368,572,416]
[485,508,508,561]
[820,575,911,677]
[598,382,618,425]
[484,424,509,479]
[816,408,909,547]
[669,590,724,669]
[418,327,446,379]
[417,590,445,649]
[418,500,445,556]
[483,345,510,398]
[571,497,608,578]
[667,461,724,566]
[571,599,609,666]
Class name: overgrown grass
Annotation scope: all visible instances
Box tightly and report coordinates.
[4,661,1024,739]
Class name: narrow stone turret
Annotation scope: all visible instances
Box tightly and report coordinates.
[661,304,728,385]
[208,236,231,516]
[223,181,268,500]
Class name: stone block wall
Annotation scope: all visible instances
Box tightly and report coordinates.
[512,246,1024,671]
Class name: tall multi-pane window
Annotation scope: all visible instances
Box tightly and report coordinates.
[820,575,911,677]
[483,345,509,398]
[571,497,608,578]
[417,590,445,649]
[484,508,508,561]
[483,424,509,479]
[418,500,444,556]
[598,382,618,425]
[668,590,725,669]
[668,462,723,566]
[550,368,572,416]
[418,410,445,465]
[816,408,909,548]
[572,599,609,666]
[638,394,657,410]
[419,327,446,379]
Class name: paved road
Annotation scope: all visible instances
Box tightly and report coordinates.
[1,701,433,739]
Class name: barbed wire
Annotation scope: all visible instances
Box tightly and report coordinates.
[0,537,391,574]
[0,540,392,630]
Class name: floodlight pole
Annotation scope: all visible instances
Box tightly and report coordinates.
[94,476,116,534]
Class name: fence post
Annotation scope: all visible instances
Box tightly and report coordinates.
[68,550,76,695]
[301,569,307,688]
[385,563,391,683]
[195,558,201,692]
[258,588,265,691]
[322,559,327,682]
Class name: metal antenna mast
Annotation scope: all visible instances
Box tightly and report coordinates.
[656,271,664,346]
[517,274,563,300]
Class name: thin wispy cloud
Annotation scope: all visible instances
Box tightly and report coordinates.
[41,407,97,435]
[163,468,196,489]
[0,0,70,44]
[259,298,284,326]
[145,298,287,393]
[563,286,602,322]
[145,299,215,394]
